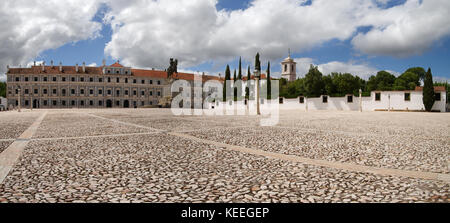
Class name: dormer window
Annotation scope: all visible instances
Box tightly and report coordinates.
[116,71,120,74]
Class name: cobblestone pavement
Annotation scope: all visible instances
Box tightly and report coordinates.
[0,109,449,203]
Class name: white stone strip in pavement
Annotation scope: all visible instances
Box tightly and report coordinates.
[87,113,165,132]
[0,111,48,184]
[169,132,450,184]
[0,139,15,142]
[32,132,162,141]
[84,114,450,183]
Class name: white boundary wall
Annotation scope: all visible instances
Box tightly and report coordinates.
[211,90,447,112]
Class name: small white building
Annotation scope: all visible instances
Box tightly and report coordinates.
[0,97,7,111]
[279,86,447,112]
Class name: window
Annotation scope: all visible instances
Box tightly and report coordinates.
[62,89,66,96]
[98,89,103,95]
[157,91,161,96]
[71,89,75,95]
[53,77,57,82]
[99,101,103,106]
[133,79,137,84]
[116,101,120,106]
[71,77,76,82]
[375,93,381,101]
[80,101,84,106]
[25,77,29,82]
[284,64,287,72]
[116,71,120,74]
[322,96,328,103]
[133,90,137,96]
[34,89,38,94]
[279,98,283,104]
[43,77,48,82]
[43,89,48,94]
[150,91,153,96]
[62,101,66,106]
[150,80,153,85]
[347,95,353,103]
[52,100,57,106]
[90,89,94,95]
[125,78,128,83]
[149,101,153,105]
[90,100,94,106]
[24,89,29,94]
[89,78,94,82]
[71,101,76,106]
[299,96,304,104]
[404,93,411,101]
[157,80,161,85]
[291,65,294,72]
[117,78,120,83]
[141,80,145,84]
[108,77,111,83]
[15,77,20,82]
[99,78,103,82]
[43,100,48,106]
[125,90,129,95]
[80,77,84,82]
[141,101,144,106]
[80,89,85,95]
[25,100,29,106]
[107,89,112,95]
[108,70,111,74]
[62,77,66,82]
[141,91,145,96]
[116,90,120,96]
[435,93,441,101]
[34,77,38,82]
[53,89,57,94]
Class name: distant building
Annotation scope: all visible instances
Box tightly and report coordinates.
[5,61,221,109]
[0,97,7,110]
[281,52,296,82]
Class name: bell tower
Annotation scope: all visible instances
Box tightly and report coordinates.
[281,49,296,82]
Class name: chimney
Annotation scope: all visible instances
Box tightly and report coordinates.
[102,59,106,67]
[76,63,79,73]
[41,61,45,72]
[82,62,86,73]
[51,60,54,67]
[59,62,62,72]
[34,61,36,66]
[6,65,9,72]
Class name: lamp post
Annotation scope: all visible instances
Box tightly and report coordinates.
[359,89,362,112]
[17,86,21,112]
[254,69,261,115]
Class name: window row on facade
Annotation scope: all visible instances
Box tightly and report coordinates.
[9,86,162,98]
[12,99,158,108]
[9,75,163,85]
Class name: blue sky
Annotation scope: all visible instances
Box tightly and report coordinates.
[8,0,450,81]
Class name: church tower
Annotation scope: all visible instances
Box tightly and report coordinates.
[281,49,297,82]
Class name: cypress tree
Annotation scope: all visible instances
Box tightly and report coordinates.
[267,61,271,99]
[238,57,242,80]
[246,65,251,99]
[233,69,237,101]
[255,53,261,72]
[422,68,435,112]
[223,65,231,102]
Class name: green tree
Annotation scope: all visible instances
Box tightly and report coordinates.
[233,69,237,101]
[405,67,426,81]
[393,72,420,90]
[223,65,231,102]
[0,82,6,98]
[255,53,261,72]
[423,68,435,112]
[238,57,242,80]
[367,71,396,91]
[266,61,271,99]
[304,65,324,97]
[245,65,251,99]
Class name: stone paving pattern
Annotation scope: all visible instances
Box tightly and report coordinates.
[0,109,449,203]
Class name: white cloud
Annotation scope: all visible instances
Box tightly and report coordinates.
[103,0,378,69]
[352,0,450,57]
[88,63,98,67]
[0,0,102,79]
[294,58,380,79]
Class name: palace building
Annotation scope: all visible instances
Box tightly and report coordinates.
[5,60,220,109]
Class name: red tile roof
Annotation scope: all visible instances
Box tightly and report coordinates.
[110,62,124,67]
[415,86,446,92]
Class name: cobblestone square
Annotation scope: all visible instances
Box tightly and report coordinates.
[0,109,449,203]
